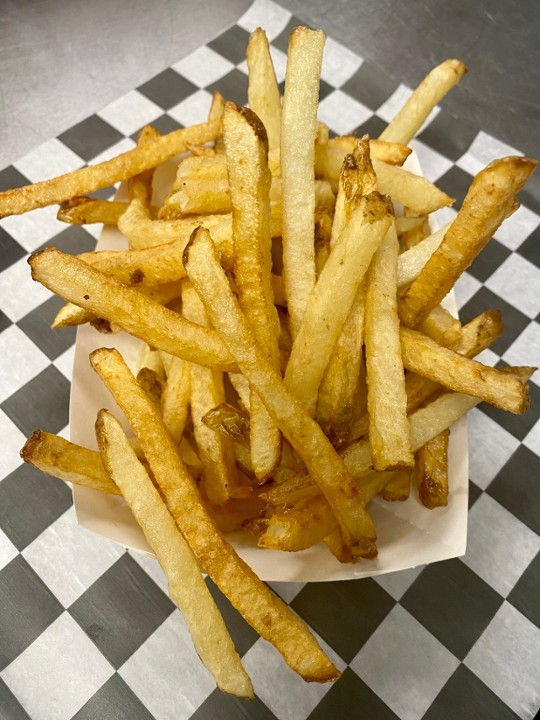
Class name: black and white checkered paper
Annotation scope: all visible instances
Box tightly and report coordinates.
[1,1,539,718]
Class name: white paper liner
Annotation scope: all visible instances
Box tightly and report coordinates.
[70,151,468,582]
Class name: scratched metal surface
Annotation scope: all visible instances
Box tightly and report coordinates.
[1,0,539,174]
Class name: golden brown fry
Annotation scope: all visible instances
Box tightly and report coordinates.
[90,346,338,682]
[161,354,191,445]
[416,428,450,508]
[285,192,393,417]
[373,159,454,215]
[29,248,235,371]
[96,410,253,697]
[400,157,537,327]
[0,120,220,218]
[128,125,161,206]
[380,59,468,144]
[281,27,325,338]
[382,468,412,501]
[184,226,377,558]
[183,283,237,505]
[456,310,503,356]
[57,197,129,226]
[400,327,530,414]
[20,430,119,495]
[418,304,462,348]
[365,223,413,470]
[223,102,282,479]
[247,28,281,153]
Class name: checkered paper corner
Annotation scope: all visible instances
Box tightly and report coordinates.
[1,1,540,718]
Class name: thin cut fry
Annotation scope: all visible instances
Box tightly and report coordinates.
[418,304,462,348]
[382,468,412,502]
[281,27,326,338]
[373,159,454,215]
[57,197,129,226]
[29,248,235,371]
[247,28,281,153]
[400,157,537,327]
[416,428,450,508]
[0,120,220,217]
[90,346,338,682]
[397,222,452,289]
[380,59,468,144]
[96,410,253,697]
[161,353,191,445]
[184,227,377,558]
[129,125,161,206]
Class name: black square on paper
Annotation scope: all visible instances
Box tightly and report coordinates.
[342,61,400,110]
[17,295,76,360]
[468,480,483,509]
[208,69,248,107]
[0,227,26,274]
[208,24,251,65]
[0,556,63,670]
[291,578,395,663]
[58,115,124,163]
[459,286,530,356]
[354,115,387,141]
[308,668,399,720]
[423,664,520,720]
[137,68,198,111]
[1,365,70,438]
[0,166,30,193]
[72,674,155,720]
[488,446,540,534]
[508,550,540,628]
[38,224,97,255]
[0,463,72,551]
[205,576,259,656]
[436,165,474,208]
[69,553,174,669]
[517,223,540,267]
[419,108,479,162]
[466,238,511,283]
[0,308,11,334]
[191,688,278,720]
[478,378,540,442]
[400,558,503,660]
[145,113,184,136]
[0,677,32,720]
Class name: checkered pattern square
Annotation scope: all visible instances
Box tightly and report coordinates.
[0,1,539,718]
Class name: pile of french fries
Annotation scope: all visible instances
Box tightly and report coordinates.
[4,25,534,694]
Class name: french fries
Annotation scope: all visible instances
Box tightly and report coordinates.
[9,22,537,695]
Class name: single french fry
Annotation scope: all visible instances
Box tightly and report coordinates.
[29,248,235,371]
[128,125,161,206]
[400,157,537,327]
[281,27,326,338]
[57,197,129,226]
[20,429,119,494]
[285,192,393,417]
[223,103,282,479]
[90,346,338,682]
[247,28,281,153]
[396,223,452,289]
[184,226,377,558]
[183,283,237,505]
[400,327,530,414]
[161,354,191,445]
[382,468,413,501]
[418,304,462,348]
[373,159,454,215]
[96,410,253,698]
[379,59,468,144]
[0,120,220,218]
[365,223,413,470]
[416,428,450,508]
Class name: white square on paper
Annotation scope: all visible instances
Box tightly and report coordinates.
[1,204,66,253]
[321,37,363,88]
[119,611,215,720]
[523,418,540,455]
[503,322,540,386]
[22,507,124,607]
[238,0,292,40]
[411,139,453,182]
[317,90,372,135]
[14,138,83,183]
[351,605,459,720]
[465,602,540,719]
[173,46,234,88]
[463,494,540,597]
[0,325,49,403]
[494,204,540,251]
[467,407,520,490]
[485,254,540,319]
[453,271,482,311]
[0,255,51,323]
[168,90,214,128]
[2,613,114,720]
[0,528,18,572]
[98,90,163,137]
